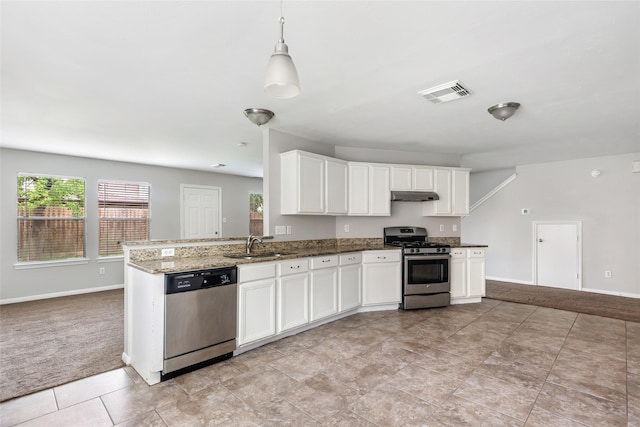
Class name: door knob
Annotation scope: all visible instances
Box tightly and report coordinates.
[538,239,543,242]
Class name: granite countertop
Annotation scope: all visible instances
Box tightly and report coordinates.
[130,244,399,274]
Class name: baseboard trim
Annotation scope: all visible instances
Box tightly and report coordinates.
[0,284,125,305]
[581,287,640,299]
[486,276,533,285]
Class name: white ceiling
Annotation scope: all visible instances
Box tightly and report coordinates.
[2,1,639,177]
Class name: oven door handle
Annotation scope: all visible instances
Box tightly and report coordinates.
[403,254,451,261]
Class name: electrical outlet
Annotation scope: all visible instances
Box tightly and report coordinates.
[605,270,612,278]
[452,224,458,232]
[286,226,292,235]
[275,226,286,235]
[99,267,105,275]
[344,224,350,233]
[439,224,445,232]
[161,248,175,257]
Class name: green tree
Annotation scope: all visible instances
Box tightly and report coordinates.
[249,193,264,213]
[18,176,85,217]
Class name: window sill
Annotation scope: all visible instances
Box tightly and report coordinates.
[14,258,90,270]
[98,255,124,263]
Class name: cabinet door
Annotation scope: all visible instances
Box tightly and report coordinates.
[326,159,348,215]
[310,268,338,321]
[370,165,390,216]
[468,254,486,298]
[339,264,362,312]
[362,262,401,305]
[238,279,276,345]
[390,166,412,191]
[452,170,469,216]
[423,169,452,216]
[413,167,434,191]
[277,273,309,333]
[348,163,370,215]
[298,153,325,213]
[450,257,468,299]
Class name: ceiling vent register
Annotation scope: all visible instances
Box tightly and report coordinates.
[418,80,472,104]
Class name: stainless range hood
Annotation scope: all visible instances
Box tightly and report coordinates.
[391,191,440,202]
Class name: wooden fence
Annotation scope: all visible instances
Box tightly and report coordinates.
[17,206,149,260]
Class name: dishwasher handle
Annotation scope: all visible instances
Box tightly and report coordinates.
[165,266,237,294]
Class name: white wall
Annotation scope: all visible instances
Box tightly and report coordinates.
[335,146,460,167]
[461,153,640,297]
[0,148,262,301]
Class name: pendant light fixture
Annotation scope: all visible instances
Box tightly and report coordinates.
[264,2,300,98]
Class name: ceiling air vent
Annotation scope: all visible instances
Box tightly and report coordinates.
[418,80,473,104]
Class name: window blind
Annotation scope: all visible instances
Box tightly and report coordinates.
[98,181,150,256]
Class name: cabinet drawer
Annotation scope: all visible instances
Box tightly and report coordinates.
[278,258,309,276]
[339,252,362,266]
[450,248,467,258]
[310,255,339,270]
[239,262,276,282]
[362,251,401,263]
[469,248,485,258]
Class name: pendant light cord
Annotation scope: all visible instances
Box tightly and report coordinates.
[279,0,285,42]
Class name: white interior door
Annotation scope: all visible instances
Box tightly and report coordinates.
[534,222,581,290]
[181,185,221,239]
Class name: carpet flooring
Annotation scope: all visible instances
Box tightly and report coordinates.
[486,280,640,323]
[0,289,125,402]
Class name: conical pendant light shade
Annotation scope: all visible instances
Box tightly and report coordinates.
[264,17,300,98]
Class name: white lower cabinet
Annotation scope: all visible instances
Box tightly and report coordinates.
[309,255,339,322]
[450,248,486,304]
[338,253,362,312]
[238,273,277,345]
[362,250,402,306]
[237,249,403,349]
[277,259,310,333]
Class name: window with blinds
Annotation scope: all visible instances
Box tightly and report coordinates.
[17,174,86,262]
[98,181,150,256]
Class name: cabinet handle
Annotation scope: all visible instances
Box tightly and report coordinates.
[377,256,386,260]
[290,265,300,270]
[322,259,330,263]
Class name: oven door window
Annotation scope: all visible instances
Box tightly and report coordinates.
[406,258,449,284]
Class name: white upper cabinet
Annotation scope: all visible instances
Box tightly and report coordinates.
[325,158,348,215]
[348,162,390,216]
[280,150,347,215]
[423,168,470,216]
[390,165,434,191]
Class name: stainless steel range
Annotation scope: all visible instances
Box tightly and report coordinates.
[384,226,450,310]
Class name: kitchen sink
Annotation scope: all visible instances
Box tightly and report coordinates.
[224,252,287,260]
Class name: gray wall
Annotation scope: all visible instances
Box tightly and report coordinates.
[0,148,262,301]
[469,168,516,205]
[461,153,640,296]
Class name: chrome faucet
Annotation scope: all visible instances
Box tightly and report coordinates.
[246,234,263,254]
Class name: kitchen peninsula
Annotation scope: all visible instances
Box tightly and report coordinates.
[123,235,485,385]
[123,236,402,385]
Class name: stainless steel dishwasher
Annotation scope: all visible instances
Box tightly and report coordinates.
[163,266,237,380]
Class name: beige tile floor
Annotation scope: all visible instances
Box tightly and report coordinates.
[1,299,639,426]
